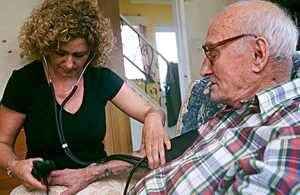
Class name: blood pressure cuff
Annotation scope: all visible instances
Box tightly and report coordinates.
[165,129,199,163]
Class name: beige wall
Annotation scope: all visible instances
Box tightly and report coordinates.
[0,0,43,99]
[183,0,235,82]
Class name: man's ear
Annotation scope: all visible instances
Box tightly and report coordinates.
[252,37,269,73]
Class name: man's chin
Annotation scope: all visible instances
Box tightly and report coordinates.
[210,92,225,104]
[210,92,219,102]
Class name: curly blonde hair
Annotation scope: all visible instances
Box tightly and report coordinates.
[18,0,116,67]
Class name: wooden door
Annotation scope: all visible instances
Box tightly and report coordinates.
[97,0,133,155]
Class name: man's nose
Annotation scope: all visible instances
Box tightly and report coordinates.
[200,58,213,77]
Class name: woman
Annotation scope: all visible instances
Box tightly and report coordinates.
[0,0,171,194]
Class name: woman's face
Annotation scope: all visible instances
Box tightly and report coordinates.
[49,38,91,78]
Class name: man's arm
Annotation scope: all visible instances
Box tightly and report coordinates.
[226,132,300,194]
[49,150,150,195]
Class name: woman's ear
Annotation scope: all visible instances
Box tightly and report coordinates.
[252,37,269,73]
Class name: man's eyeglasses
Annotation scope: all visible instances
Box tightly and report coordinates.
[202,34,257,64]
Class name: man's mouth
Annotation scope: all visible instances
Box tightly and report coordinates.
[209,81,216,85]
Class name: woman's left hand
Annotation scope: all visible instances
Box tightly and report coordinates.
[140,113,171,169]
[111,83,171,170]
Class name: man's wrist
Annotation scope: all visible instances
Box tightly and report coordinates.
[89,163,108,181]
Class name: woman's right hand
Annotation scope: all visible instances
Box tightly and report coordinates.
[10,157,48,191]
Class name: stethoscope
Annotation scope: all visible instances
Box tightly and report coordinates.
[42,54,147,195]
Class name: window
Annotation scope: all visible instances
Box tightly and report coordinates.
[153,24,178,89]
[121,25,145,80]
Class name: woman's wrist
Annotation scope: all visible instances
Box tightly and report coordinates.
[7,158,19,177]
[146,112,165,126]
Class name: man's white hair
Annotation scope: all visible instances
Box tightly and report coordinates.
[232,0,299,68]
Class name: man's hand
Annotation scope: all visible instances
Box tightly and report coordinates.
[49,152,150,195]
[49,167,93,195]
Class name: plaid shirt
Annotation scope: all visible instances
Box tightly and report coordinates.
[129,78,300,195]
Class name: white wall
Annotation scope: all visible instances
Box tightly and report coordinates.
[173,0,235,101]
[184,0,228,82]
[0,0,43,99]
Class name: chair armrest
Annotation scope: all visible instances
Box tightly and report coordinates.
[175,80,200,137]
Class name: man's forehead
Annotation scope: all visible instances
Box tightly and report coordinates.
[207,0,277,39]
[206,22,232,43]
[205,8,240,42]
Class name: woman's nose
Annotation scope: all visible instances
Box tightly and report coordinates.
[200,58,213,77]
[65,55,74,69]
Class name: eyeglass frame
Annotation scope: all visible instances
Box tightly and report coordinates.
[202,34,257,64]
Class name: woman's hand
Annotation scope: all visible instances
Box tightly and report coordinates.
[111,83,171,169]
[10,158,47,192]
[141,113,171,169]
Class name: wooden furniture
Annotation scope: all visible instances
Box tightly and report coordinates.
[99,0,133,155]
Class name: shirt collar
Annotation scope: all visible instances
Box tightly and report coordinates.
[256,78,300,122]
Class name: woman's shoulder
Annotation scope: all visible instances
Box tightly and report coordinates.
[8,61,43,84]
[85,66,124,95]
[14,61,43,76]
[88,66,112,74]
[87,66,122,81]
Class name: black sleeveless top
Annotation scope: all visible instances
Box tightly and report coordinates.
[1,61,124,169]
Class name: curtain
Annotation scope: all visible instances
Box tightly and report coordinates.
[165,62,181,127]
[136,24,152,76]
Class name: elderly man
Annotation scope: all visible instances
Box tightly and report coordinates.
[129,1,300,194]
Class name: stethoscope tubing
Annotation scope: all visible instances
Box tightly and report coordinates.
[43,55,148,194]
[43,55,148,166]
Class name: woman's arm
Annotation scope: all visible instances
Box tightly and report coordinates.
[0,105,25,171]
[0,105,46,191]
[111,83,171,169]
